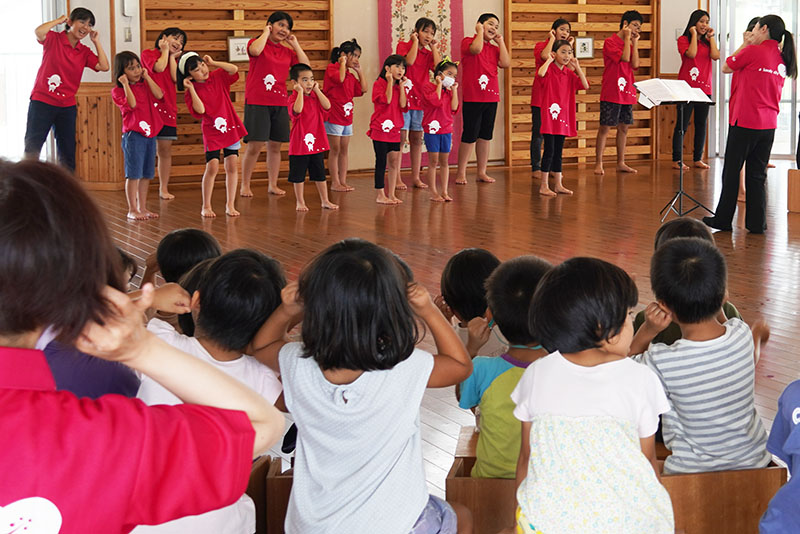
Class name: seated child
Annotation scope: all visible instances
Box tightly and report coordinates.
[760,380,800,533]
[633,217,742,346]
[135,248,286,534]
[633,237,771,474]
[514,257,673,533]
[438,248,506,357]
[458,256,551,479]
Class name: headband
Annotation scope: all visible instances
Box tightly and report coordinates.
[438,56,459,67]
[178,51,200,75]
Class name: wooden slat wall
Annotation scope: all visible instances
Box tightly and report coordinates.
[506,0,659,166]
[75,85,126,188]
[140,0,332,185]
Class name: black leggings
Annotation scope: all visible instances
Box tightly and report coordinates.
[541,134,565,173]
[530,106,542,171]
[672,102,710,162]
[372,140,400,189]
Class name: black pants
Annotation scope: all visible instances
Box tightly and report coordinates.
[530,106,542,171]
[541,134,565,173]
[713,125,774,232]
[24,100,77,172]
[672,102,710,163]
[797,113,800,169]
[372,140,400,189]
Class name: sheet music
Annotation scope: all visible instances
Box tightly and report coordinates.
[634,79,712,104]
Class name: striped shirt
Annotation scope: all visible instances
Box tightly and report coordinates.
[634,318,770,474]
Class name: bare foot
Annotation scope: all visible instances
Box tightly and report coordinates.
[539,187,557,197]
[201,207,216,218]
[321,201,339,210]
[413,181,429,189]
[142,210,159,219]
[395,182,408,191]
[594,165,605,175]
[159,190,175,200]
[477,173,496,183]
[455,177,468,185]
[672,161,689,170]
[694,161,710,169]
[376,194,395,205]
[331,183,353,192]
[295,202,309,212]
[126,211,148,221]
[430,194,445,202]
[443,193,453,201]
[389,196,403,204]
[555,186,573,195]
[268,187,287,196]
[617,163,638,173]
[240,188,254,197]
[226,206,241,217]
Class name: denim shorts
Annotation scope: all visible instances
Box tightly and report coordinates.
[423,132,452,153]
[324,122,353,136]
[122,131,156,179]
[402,109,424,131]
[409,495,457,534]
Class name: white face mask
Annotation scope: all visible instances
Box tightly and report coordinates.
[441,75,455,88]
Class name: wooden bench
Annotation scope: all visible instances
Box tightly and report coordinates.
[245,455,294,534]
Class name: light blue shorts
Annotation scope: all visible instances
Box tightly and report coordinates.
[402,109,424,131]
[409,495,457,534]
[324,122,353,136]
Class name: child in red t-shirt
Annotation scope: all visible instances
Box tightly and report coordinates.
[595,10,642,176]
[323,39,367,192]
[537,41,589,197]
[179,52,247,219]
[288,64,338,212]
[421,60,459,202]
[112,52,164,221]
[140,27,186,200]
[368,55,408,205]
[396,18,442,190]
[241,11,310,198]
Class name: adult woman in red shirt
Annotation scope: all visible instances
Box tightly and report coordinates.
[704,15,796,234]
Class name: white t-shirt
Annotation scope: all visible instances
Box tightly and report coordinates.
[133,318,283,534]
[279,342,434,534]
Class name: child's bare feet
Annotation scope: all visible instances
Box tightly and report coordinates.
[226,206,240,217]
[455,175,467,185]
[477,173,496,183]
[331,182,353,192]
[594,164,605,175]
[617,163,638,173]
[201,207,216,218]
[555,186,573,195]
[395,181,408,191]
[413,180,429,189]
[539,188,557,197]
[268,186,286,196]
[295,202,309,212]
[321,201,339,210]
[142,210,159,219]
[376,193,395,205]
[443,192,453,201]
[159,190,174,200]
[694,160,710,169]
[430,193,445,202]
[389,195,403,204]
[672,161,689,170]
[240,187,254,197]
[126,211,148,221]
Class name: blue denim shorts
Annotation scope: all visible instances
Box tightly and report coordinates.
[122,131,156,179]
[402,109,424,131]
[324,122,353,136]
[423,133,452,153]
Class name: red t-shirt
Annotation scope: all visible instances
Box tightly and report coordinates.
[0,346,255,534]
[111,81,164,137]
[368,77,407,142]
[420,82,457,135]
[31,31,100,107]
[140,48,178,127]
[322,63,363,126]
[245,38,298,106]
[396,40,434,110]
[677,36,713,96]
[288,91,330,155]
[185,69,247,151]
[460,36,501,102]
[530,40,549,107]
[600,33,637,105]
[539,65,585,137]
[726,40,786,130]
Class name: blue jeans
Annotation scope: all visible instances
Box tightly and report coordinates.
[24,100,77,172]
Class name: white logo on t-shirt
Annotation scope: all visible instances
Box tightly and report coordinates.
[689,67,700,81]
[548,103,562,120]
[139,121,151,137]
[617,77,627,92]
[304,133,316,151]
[428,120,441,134]
[778,64,787,78]
[792,407,800,425]
[0,497,63,533]
[381,119,394,133]
[47,74,62,93]
[343,102,353,117]
[214,117,228,133]
[478,74,489,90]
[403,78,413,94]
[263,74,276,91]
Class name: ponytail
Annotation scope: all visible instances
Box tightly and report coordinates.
[329,38,362,64]
[759,15,797,79]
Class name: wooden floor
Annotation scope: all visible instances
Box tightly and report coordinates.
[93,158,800,498]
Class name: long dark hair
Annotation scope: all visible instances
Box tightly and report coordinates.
[113,51,139,88]
[682,9,711,45]
[329,38,361,64]
[759,14,797,79]
[376,54,406,81]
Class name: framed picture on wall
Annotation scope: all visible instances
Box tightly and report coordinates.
[575,37,594,59]
[227,37,250,62]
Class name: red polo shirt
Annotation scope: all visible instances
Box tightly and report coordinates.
[396,40,435,110]
[140,48,178,127]
[0,346,254,534]
[31,31,100,107]
[112,81,164,137]
[245,38,298,106]
[726,40,786,130]
[530,40,549,107]
[368,77,407,142]
[185,69,247,151]
[322,63,363,126]
[539,65,585,137]
[460,36,501,102]
[600,33,637,105]
[678,36,713,96]
[420,82,457,135]
[288,91,330,155]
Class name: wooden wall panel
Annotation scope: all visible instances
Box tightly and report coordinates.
[75,85,125,189]
[506,0,659,167]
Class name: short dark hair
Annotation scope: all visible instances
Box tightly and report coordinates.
[268,11,293,30]
[298,238,421,371]
[530,257,638,353]
[434,60,458,77]
[114,51,140,88]
[330,38,362,63]
[654,217,714,250]
[415,17,437,34]
[156,228,222,283]
[478,13,499,25]
[154,27,187,51]
[650,238,726,324]
[290,63,313,81]
[486,256,552,346]
[0,160,125,344]
[176,257,215,337]
[118,248,138,283]
[378,54,407,80]
[195,249,286,352]
[66,7,95,29]
[621,10,644,28]
[441,248,500,322]
[551,18,571,32]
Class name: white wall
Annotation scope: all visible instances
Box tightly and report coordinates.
[660,0,709,74]
[77,0,112,82]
